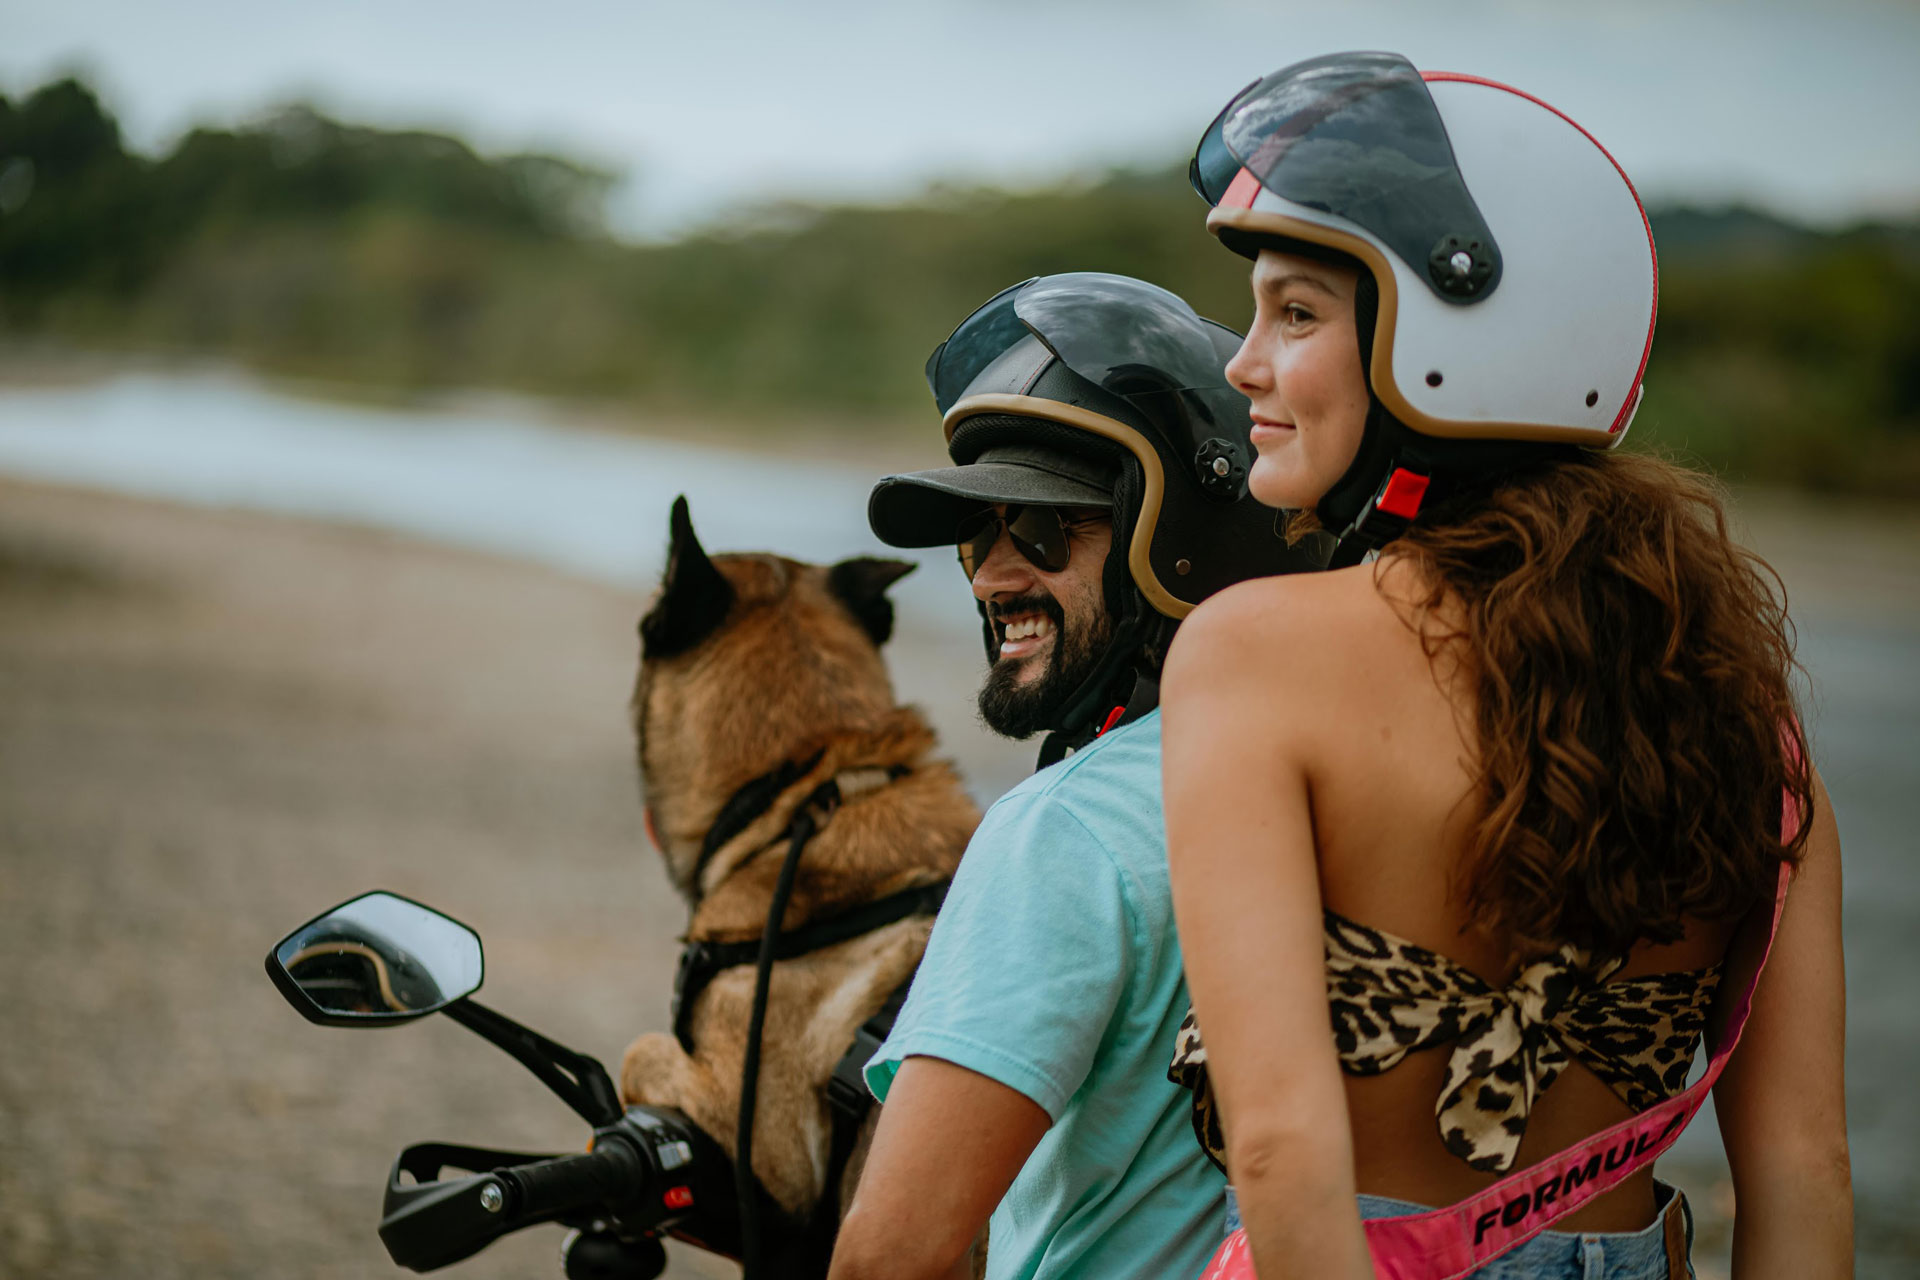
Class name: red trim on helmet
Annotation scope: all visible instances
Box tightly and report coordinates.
[1422,71,1659,436]
[1221,167,1262,210]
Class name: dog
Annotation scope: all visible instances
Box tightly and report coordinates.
[619,497,980,1252]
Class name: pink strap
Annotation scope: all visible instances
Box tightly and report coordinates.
[1202,784,1803,1280]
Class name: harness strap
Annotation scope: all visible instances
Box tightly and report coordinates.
[692,749,827,891]
[672,875,946,1052]
[783,971,922,1271]
[827,970,916,1123]
[673,755,942,1280]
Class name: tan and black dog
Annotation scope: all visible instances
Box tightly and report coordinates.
[619,497,979,1242]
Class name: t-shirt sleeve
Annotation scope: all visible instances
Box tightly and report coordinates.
[863,789,1136,1122]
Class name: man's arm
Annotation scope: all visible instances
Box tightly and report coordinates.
[828,787,1133,1277]
[829,1057,1051,1280]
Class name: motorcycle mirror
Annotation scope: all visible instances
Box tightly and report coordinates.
[267,891,484,1027]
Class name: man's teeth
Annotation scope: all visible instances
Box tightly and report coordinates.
[1002,616,1055,642]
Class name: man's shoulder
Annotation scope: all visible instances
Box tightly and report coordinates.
[1018,707,1162,800]
[979,710,1165,874]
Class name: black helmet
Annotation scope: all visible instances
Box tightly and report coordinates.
[869,272,1326,749]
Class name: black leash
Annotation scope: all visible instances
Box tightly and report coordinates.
[735,776,838,1278]
[693,749,826,893]
[709,763,946,1279]
[673,875,949,1053]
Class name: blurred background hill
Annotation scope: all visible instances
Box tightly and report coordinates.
[4,75,1917,496]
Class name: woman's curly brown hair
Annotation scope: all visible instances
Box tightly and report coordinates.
[1389,449,1812,962]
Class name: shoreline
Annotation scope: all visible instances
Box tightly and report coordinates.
[0,344,954,474]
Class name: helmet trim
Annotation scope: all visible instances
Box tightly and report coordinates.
[1208,203,1638,450]
[943,392,1188,619]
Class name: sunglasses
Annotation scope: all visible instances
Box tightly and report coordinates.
[955,504,1101,581]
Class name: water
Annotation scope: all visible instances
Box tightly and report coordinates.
[0,369,1913,1271]
[0,370,888,586]
[0,369,1038,800]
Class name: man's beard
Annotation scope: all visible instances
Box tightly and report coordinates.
[977,592,1114,740]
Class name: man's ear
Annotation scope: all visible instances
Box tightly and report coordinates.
[827,557,917,647]
[640,496,735,658]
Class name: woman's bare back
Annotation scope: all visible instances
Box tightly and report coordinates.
[1288,554,1735,1230]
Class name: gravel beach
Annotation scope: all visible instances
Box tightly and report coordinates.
[0,479,732,1279]
[1,475,1914,1279]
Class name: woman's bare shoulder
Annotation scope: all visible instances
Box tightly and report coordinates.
[1165,563,1387,695]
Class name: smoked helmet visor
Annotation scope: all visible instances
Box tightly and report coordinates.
[1190,50,1503,304]
[926,272,1247,441]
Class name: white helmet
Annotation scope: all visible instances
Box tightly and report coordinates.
[1191,52,1658,559]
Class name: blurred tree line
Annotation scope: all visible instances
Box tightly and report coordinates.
[3,77,1917,495]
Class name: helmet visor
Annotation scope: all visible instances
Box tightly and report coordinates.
[1191,51,1502,302]
[1012,272,1247,440]
[925,278,1036,415]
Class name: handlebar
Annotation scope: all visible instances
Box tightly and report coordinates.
[377,1106,742,1273]
[500,1141,643,1220]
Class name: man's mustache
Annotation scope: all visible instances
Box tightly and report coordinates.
[987,593,1063,625]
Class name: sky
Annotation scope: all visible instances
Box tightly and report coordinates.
[5,0,1918,237]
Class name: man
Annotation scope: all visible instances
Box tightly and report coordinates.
[828,273,1324,1280]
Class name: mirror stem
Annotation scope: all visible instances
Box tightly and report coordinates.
[442,999,623,1127]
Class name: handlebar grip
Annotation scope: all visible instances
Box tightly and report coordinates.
[503,1141,645,1221]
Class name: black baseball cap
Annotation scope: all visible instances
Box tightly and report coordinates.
[868,441,1117,549]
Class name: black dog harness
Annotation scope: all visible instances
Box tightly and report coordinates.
[669,754,949,1278]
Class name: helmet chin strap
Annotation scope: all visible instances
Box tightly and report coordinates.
[1310,271,1563,568]
[1034,589,1169,769]
[1316,413,1580,569]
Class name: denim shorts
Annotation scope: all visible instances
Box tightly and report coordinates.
[1221,1181,1692,1279]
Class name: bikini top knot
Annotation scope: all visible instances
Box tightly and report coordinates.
[1170,911,1722,1175]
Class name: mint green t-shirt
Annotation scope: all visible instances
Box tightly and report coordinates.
[864,711,1226,1280]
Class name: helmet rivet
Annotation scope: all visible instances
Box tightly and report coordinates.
[1428,234,1496,299]
[1585,390,1600,407]
[1175,559,1192,576]
[1426,371,1444,387]
[1194,438,1243,499]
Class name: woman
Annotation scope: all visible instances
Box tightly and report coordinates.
[1161,54,1851,1279]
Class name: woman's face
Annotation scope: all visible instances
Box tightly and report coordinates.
[1225,249,1372,511]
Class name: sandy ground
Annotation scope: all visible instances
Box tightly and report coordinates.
[2,477,1915,1279]
[0,479,739,1279]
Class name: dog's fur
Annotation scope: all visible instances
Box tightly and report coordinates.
[619,498,979,1226]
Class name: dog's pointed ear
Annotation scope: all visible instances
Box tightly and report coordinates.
[640,496,735,658]
[827,556,916,647]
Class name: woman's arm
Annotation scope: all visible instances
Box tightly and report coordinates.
[1714,769,1852,1278]
[1162,584,1373,1280]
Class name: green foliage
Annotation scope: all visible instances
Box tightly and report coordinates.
[2,76,1916,496]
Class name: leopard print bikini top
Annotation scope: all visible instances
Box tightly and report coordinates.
[1167,910,1722,1175]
